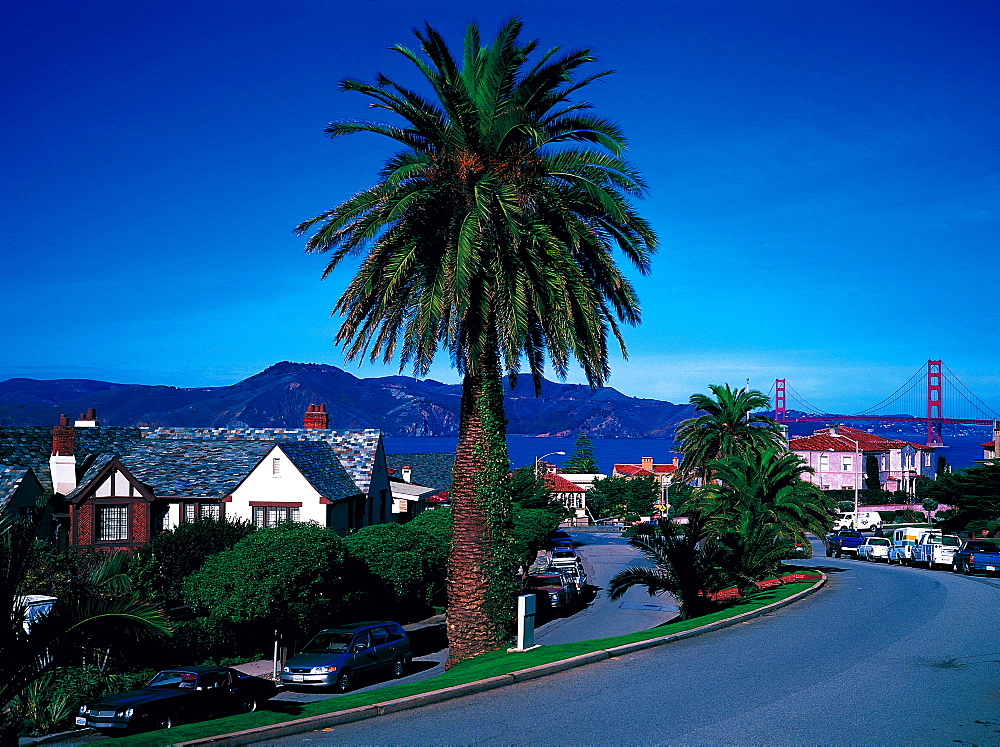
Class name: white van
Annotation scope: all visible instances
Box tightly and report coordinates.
[832,511,882,531]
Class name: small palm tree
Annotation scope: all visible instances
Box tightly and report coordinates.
[674,384,783,483]
[297,19,657,663]
[1,506,170,742]
[608,517,724,619]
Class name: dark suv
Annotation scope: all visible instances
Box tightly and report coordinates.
[280,621,412,692]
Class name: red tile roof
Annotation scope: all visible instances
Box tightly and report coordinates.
[543,473,586,492]
[614,464,677,476]
[790,426,934,452]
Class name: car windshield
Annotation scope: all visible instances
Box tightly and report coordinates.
[301,631,354,654]
[941,536,961,547]
[148,670,198,689]
[841,532,861,538]
[527,577,561,587]
[870,539,890,546]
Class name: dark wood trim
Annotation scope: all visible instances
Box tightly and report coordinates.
[248,501,303,507]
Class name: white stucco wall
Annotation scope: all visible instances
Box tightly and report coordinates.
[227,445,327,525]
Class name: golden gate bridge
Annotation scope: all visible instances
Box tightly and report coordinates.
[772,360,1000,447]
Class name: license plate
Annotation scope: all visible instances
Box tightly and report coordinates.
[76,717,87,726]
[987,566,996,571]
[293,674,303,682]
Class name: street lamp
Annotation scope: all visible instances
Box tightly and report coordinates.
[534,451,565,477]
[659,473,672,519]
[831,429,861,528]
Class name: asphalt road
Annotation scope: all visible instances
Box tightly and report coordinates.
[263,537,1000,745]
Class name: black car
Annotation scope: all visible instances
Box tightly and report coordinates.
[76,666,276,734]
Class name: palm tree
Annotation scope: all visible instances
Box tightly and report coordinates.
[692,448,833,548]
[674,384,783,483]
[608,517,724,620]
[1,506,170,743]
[296,20,657,663]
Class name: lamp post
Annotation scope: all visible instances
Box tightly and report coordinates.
[534,451,565,477]
[660,473,671,519]
[831,430,861,527]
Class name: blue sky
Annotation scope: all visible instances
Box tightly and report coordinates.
[2,0,997,415]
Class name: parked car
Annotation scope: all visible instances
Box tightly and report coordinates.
[887,525,926,565]
[550,547,578,563]
[76,666,276,734]
[525,572,575,608]
[857,536,892,562]
[832,511,882,531]
[280,621,412,692]
[952,540,1000,576]
[826,530,864,558]
[911,532,961,569]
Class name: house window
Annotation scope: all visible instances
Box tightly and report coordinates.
[272,457,281,477]
[252,506,300,527]
[97,505,129,542]
[842,456,852,472]
[184,503,197,523]
[202,504,221,521]
[819,455,829,471]
[923,452,931,467]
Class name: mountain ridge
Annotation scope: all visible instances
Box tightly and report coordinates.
[0,362,696,437]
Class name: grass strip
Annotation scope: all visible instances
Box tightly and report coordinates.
[114,571,820,746]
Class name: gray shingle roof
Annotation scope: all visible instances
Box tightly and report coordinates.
[0,466,30,507]
[0,427,142,491]
[279,443,360,502]
[125,440,274,498]
[385,453,454,492]
[142,427,381,493]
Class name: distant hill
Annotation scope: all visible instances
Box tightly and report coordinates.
[0,362,697,438]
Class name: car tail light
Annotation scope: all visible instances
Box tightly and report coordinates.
[968,554,974,564]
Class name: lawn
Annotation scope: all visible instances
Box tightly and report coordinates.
[114,570,822,746]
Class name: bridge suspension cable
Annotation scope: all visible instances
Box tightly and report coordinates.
[852,364,925,416]
[943,362,1000,420]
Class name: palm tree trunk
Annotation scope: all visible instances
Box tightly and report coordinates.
[446,362,513,666]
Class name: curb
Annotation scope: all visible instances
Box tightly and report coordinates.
[174,573,825,746]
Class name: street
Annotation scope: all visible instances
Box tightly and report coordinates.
[263,537,1000,745]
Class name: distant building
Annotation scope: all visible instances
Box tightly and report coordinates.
[612,456,679,482]
[542,472,588,523]
[789,425,936,493]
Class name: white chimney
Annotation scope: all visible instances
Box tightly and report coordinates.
[402,465,412,484]
[50,415,77,495]
[74,408,97,428]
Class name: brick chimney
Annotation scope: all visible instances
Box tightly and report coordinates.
[74,408,97,427]
[50,415,77,495]
[641,456,653,471]
[401,465,412,484]
[303,404,329,429]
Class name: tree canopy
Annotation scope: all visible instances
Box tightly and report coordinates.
[563,431,600,474]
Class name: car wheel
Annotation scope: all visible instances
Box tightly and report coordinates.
[826,548,833,557]
[155,713,174,730]
[835,551,842,559]
[336,669,352,693]
[392,658,405,678]
[241,697,258,714]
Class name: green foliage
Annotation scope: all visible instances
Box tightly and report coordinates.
[588,475,659,519]
[674,384,783,483]
[10,666,154,737]
[563,432,600,474]
[921,496,939,514]
[923,460,1000,532]
[608,518,722,619]
[1,501,170,742]
[865,454,881,492]
[936,455,949,477]
[508,467,555,510]
[183,523,348,635]
[343,512,452,619]
[510,507,562,571]
[131,518,256,608]
[837,500,855,513]
[893,509,925,523]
